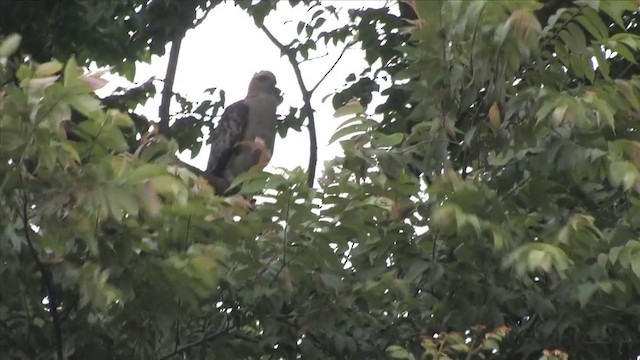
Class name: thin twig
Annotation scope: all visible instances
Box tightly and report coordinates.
[431,230,439,261]
[20,191,64,360]
[463,4,486,90]
[173,304,181,352]
[173,216,192,352]
[158,320,231,360]
[184,215,192,248]
[300,51,330,63]
[129,326,144,359]
[310,41,353,94]
[270,193,292,287]
[398,138,460,154]
[83,118,107,163]
[500,174,532,201]
[15,98,62,169]
[618,62,636,79]
[21,285,32,348]
[282,193,291,263]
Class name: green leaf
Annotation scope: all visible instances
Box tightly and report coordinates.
[32,317,45,328]
[223,169,269,194]
[333,334,345,354]
[386,345,416,360]
[319,273,344,291]
[108,109,134,128]
[67,94,102,117]
[35,60,64,77]
[335,115,367,130]
[609,246,623,264]
[124,164,168,184]
[63,56,79,88]
[0,33,21,57]
[150,175,189,205]
[575,0,599,11]
[631,256,640,278]
[575,9,609,40]
[609,161,638,190]
[450,343,470,353]
[577,282,597,307]
[99,124,129,152]
[616,80,640,109]
[536,95,563,124]
[334,99,364,117]
[600,0,636,28]
[610,41,637,64]
[590,97,615,128]
[592,46,610,78]
[53,141,81,163]
[328,123,370,144]
[404,260,429,283]
[373,132,403,147]
[363,196,394,211]
[494,23,510,46]
[106,187,139,219]
[482,338,500,351]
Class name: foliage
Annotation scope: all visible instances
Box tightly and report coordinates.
[364,0,640,358]
[3,1,640,360]
[0,0,218,79]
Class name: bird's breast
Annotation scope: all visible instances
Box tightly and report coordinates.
[245,94,279,149]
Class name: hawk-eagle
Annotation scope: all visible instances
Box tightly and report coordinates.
[205,71,282,194]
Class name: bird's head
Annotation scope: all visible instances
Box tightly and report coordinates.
[247,70,282,102]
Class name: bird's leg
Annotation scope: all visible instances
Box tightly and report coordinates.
[247,195,257,210]
[227,194,255,213]
[202,174,230,196]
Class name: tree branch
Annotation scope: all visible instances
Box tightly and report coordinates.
[158,320,233,360]
[158,35,183,137]
[20,192,64,360]
[259,22,351,187]
[260,25,317,187]
[302,96,318,188]
[193,4,215,28]
[310,41,352,94]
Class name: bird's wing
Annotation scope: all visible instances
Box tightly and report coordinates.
[206,100,249,176]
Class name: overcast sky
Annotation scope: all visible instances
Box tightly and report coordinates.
[101,0,396,180]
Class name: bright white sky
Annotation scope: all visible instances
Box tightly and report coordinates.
[100,0,397,180]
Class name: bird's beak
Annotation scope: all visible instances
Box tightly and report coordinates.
[275,87,283,104]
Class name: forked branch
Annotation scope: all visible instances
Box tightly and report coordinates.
[259,24,351,187]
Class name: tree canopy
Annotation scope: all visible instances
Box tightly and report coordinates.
[2,1,640,359]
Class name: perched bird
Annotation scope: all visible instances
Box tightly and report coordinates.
[205,71,282,194]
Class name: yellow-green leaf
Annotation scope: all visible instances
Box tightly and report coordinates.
[63,56,79,88]
[488,102,501,130]
[35,60,63,77]
[0,33,21,57]
[334,98,364,117]
[67,93,102,117]
[107,109,134,128]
